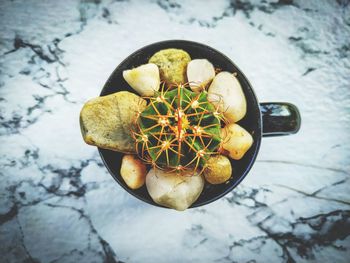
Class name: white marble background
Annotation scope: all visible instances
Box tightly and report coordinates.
[0,0,349,262]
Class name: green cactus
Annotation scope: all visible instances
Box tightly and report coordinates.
[132,83,224,174]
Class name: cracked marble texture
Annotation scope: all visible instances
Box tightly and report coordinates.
[1,0,350,262]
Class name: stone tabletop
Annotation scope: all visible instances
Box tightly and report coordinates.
[1,0,349,262]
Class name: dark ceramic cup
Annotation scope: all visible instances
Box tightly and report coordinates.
[99,40,301,208]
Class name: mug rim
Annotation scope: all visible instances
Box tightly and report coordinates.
[98,40,262,208]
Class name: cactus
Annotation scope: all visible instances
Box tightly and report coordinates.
[132,83,225,174]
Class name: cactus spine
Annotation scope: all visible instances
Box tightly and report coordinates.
[133,83,224,174]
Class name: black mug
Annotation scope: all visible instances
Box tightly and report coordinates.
[99,40,301,208]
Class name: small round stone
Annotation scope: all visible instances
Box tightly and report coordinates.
[149,48,191,84]
[204,155,232,184]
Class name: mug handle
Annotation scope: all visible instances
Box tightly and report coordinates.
[259,102,301,137]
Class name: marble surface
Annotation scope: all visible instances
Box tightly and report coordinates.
[1,0,350,262]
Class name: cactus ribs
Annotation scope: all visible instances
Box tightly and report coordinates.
[132,83,225,174]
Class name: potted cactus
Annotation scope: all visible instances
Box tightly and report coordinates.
[80,48,253,211]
